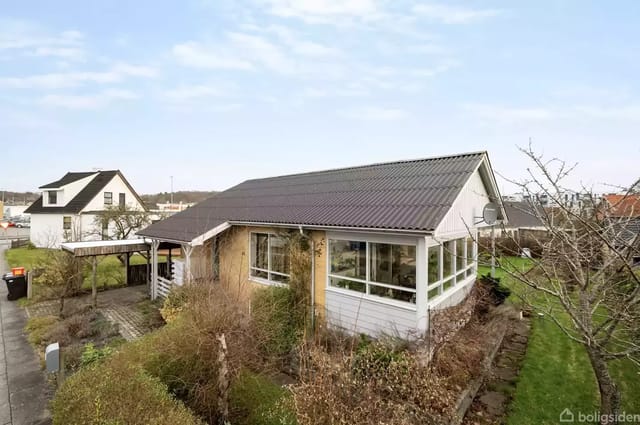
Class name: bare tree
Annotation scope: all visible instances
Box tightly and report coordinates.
[91,205,150,241]
[36,250,84,317]
[494,144,639,423]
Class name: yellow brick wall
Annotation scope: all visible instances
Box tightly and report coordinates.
[189,225,328,313]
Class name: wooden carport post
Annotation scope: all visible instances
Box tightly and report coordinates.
[92,256,98,308]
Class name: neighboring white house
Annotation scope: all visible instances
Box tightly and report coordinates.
[25,170,147,248]
[3,205,31,218]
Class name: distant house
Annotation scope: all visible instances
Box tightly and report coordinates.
[497,201,546,239]
[138,152,507,338]
[602,193,640,265]
[25,171,147,248]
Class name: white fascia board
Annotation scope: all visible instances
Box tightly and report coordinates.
[190,222,231,246]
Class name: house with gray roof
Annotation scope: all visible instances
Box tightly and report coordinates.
[25,170,146,248]
[138,151,506,337]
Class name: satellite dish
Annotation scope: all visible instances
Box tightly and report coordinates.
[482,202,499,225]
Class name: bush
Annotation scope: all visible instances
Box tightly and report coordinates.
[292,344,454,425]
[108,282,265,423]
[480,274,511,305]
[229,369,296,425]
[251,287,303,360]
[80,343,114,367]
[159,285,189,323]
[52,360,203,425]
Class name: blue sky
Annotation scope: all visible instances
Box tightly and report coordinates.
[1,0,639,194]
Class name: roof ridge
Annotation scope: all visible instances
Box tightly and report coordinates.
[242,151,486,183]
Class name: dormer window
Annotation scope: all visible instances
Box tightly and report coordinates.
[48,191,57,204]
[104,192,113,205]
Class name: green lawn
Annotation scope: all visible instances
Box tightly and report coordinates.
[5,248,164,298]
[479,256,640,423]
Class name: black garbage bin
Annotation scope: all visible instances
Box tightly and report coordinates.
[3,273,27,301]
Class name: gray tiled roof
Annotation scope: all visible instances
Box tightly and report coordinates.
[502,201,544,229]
[39,172,97,189]
[138,152,488,242]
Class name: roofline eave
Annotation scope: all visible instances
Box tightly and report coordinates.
[139,221,434,246]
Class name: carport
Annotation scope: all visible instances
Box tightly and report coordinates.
[60,239,152,307]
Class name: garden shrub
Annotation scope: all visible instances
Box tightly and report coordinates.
[480,274,511,305]
[251,287,303,360]
[229,369,296,425]
[80,342,114,367]
[159,285,189,323]
[106,282,265,424]
[51,360,203,425]
[292,344,454,425]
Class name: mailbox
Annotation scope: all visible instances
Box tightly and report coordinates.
[45,342,60,373]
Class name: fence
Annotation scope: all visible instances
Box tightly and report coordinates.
[156,276,173,299]
[10,238,30,249]
[127,262,168,286]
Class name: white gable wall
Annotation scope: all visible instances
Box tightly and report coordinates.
[435,167,491,238]
[82,174,145,212]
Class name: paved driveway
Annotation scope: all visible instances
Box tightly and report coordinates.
[0,241,50,425]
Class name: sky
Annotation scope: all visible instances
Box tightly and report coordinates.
[1,0,639,195]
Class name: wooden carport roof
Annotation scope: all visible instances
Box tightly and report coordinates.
[60,239,151,257]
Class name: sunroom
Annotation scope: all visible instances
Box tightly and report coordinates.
[322,231,478,337]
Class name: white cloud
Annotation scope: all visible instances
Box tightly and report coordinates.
[465,103,640,124]
[172,41,255,70]
[464,103,553,122]
[0,19,85,59]
[341,106,407,121]
[413,3,502,24]
[264,25,341,57]
[265,0,379,22]
[38,88,138,109]
[0,63,157,89]
[163,84,225,101]
[172,31,338,77]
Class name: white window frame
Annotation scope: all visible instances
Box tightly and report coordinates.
[326,232,419,305]
[426,234,478,303]
[249,232,290,286]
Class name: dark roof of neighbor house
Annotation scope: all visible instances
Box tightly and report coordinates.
[502,201,544,229]
[138,151,498,243]
[39,172,98,189]
[25,170,146,214]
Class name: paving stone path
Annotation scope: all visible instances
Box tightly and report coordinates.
[462,315,531,425]
[26,286,150,342]
[0,242,51,425]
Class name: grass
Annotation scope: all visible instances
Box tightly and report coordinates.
[5,248,166,299]
[478,256,640,423]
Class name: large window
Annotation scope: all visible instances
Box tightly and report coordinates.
[104,192,113,205]
[329,239,417,303]
[250,233,290,284]
[427,236,477,302]
[48,191,57,204]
